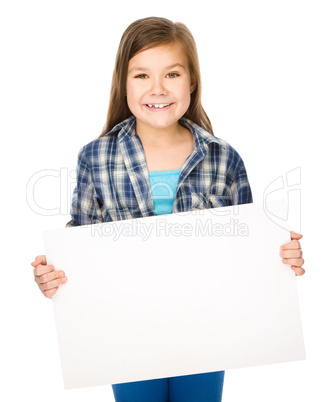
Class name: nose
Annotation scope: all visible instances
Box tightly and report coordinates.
[150,77,167,96]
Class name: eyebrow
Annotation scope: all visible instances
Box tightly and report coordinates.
[128,63,186,74]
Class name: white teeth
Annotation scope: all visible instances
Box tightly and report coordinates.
[146,103,171,108]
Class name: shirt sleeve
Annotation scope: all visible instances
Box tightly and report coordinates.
[229,159,253,205]
[65,146,103,227]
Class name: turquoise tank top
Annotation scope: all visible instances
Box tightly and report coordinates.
[148,168,181,215]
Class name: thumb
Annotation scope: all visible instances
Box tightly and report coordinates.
[290,231,303,240]
[31,254,47,267]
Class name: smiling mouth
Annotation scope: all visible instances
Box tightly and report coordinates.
[145,103,173,109]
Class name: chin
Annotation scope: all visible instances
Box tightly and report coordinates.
[148,119,178,129]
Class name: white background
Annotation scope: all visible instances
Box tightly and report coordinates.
[0,0,326,401]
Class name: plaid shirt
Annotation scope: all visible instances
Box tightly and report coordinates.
[66,115,253,227]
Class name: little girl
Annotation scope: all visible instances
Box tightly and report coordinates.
[31,16,305,402]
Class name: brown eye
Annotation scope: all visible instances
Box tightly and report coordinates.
[166,73,179,78]
[136,74,148,79]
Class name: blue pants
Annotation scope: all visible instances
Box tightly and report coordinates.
[112,371,225,402]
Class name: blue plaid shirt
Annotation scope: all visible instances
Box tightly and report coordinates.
[66,115,253,227]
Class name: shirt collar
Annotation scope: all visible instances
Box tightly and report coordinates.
[105,114,226,151]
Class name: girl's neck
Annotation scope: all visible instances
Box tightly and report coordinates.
[135,120,187,148]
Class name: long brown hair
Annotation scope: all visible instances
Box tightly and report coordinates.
[99,16,214,137]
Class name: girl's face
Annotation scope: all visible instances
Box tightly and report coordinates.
[126,43,196,133]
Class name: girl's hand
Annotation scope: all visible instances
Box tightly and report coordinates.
[31,255,68,298]
[280,231,305,276]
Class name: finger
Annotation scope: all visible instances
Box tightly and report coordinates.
[282,257,305,267]
[280,249,303,259]
[38,270,65,284]
[31,255,47,267]
[38,276,67,292]
[43,287,59,299]
[33,264,55,277]
[280,240,301,250]
[34,274,62,287]
[291,266,306,276]
[290,231,303,240]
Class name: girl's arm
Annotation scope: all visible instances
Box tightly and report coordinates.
[66,146,103,227]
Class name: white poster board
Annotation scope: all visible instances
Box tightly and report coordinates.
[44,200,305,390]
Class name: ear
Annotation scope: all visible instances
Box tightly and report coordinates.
[190,74,197,94]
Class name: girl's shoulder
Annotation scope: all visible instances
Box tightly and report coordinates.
[72,134,118,170]
[181,117,246,167]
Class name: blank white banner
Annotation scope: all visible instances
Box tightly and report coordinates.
[44,199,305,390]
